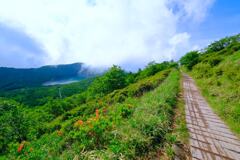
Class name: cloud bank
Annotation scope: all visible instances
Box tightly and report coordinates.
[0,23,46,68]
[0,0,215,69]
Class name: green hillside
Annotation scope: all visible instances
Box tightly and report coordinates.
[180,34,240,136]
[0,62,180,159]
[1,34,240,159]
[0,78,94,107]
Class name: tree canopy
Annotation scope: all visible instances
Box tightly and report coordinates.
[180,51,200,70]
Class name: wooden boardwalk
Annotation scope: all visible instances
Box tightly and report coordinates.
[182,74,240,160]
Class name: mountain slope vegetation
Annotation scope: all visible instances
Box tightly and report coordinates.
[1,33,239,159]
[0,61,179,159]
[0,78,94,107]
[180,34,240,136]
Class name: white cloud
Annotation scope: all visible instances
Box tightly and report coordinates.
[174,0,215,22]
[0,0,215,69]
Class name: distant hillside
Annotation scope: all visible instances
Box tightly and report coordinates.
[0,63,97,90]
[0,78,94,107]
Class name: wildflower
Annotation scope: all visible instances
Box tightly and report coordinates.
[17,142,24,153]
[78,120,84,125]
[96,109,99,120]
[30,147,33,152]
[74,120,84,127]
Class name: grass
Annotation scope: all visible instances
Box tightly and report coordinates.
[172,75,189,144]
[7,69,180,159]
[156,73,189,160]
[192,78,240,137]
[168,74,190,160]
[46,69,171,133]
[190,47,240,137]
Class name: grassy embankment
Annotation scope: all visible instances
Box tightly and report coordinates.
[6,69,181,159]
[189,42,240,136]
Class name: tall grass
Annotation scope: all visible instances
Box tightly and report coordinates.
[7,70,180,159]
[191,49,240,136]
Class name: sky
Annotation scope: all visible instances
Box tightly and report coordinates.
[0,0,239,70]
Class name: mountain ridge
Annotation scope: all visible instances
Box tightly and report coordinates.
[0,62,97,90]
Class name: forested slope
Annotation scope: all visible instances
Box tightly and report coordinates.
[0,63,96,91]
[0,78,94,107]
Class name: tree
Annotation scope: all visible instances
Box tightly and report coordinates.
[88,65,127,98]
[135,61,176,80]
[180,51,199,70]
[205,34,240,53]
[106,65,128,90]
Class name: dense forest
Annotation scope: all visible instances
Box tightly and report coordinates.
[0,34,239,159]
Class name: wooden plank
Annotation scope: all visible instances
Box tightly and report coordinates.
[182,74,240,160]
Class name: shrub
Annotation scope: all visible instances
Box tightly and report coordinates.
[87,65,128,98]
[180,51,199,70]
[207,57,223,66]
[192,63,212,78]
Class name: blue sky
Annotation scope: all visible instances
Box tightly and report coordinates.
[189,0,240,45]
[0,0,239,70]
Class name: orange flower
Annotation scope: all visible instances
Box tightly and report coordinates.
[17,143,24,153]
[74,120,84,127]
[96,109,99,120]
[77,120,84,125]
[30,147,33,152]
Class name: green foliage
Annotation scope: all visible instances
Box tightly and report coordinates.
[2,32,239,159]
[104,69,170,104]
[0,68,179,159]
[106,70,179,158]
[88,65,128,98]
[180,51,199,70]
[135,61,177,80]
[0,78,93,107]
[188,34,240,136]
[0,99,29,154]
[6,70,179,159]
[0,61,179,159]
[205,34,240,53]
[47,69,171,132]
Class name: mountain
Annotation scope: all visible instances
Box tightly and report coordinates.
[0,63,97,91]
[1,34,239,159]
